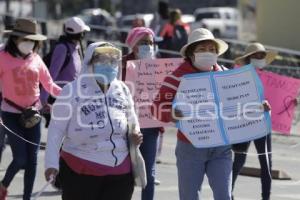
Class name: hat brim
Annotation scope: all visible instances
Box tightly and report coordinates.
[4,30,47,41]
[180,38,228,57]
[84,25,91,32]
[234,50,277,65]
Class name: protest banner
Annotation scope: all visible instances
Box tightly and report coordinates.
[174,65,271,148]
[256,70,300,134]
[125,58,183,128]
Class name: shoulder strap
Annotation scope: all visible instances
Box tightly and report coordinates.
[58,41,72,73]
[213,64,225,71]
[220,65,227,71]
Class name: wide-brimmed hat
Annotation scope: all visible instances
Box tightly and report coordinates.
[235,42,277,65]
[4,18,47,41]
[180,28,228,57]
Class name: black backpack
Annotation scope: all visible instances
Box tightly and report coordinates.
[171,24,188,51]
[43,37,71,73]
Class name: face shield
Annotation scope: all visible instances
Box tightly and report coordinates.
[91,45,122,85]
[92,46,122,65]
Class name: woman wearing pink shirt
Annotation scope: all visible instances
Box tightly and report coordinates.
[0,18,61,200]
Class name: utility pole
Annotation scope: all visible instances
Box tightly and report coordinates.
[18,0,23,17]
[93,0,99,8]
[32,0,36,17]
[4,0,15,29]
[5,0,10,14]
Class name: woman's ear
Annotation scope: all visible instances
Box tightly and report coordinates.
[189,53,195,63]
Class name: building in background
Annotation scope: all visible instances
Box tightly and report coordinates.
[237,0,256,42]
[238,0,300,51]
[256,0,300,51]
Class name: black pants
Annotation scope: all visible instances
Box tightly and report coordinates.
[59,159,134,200]
[232,135,272,200]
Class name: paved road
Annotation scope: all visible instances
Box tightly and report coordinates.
[1,126,300,200]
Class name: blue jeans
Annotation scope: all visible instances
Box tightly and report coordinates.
[139,128,159,200]
[232,135,272,200]
[176,140,232,200]
[1,112,41,200]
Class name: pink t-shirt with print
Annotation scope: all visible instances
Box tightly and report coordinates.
[0,50,61,113]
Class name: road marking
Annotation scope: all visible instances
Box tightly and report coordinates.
[273,180,300,186]
[275,194,300,199]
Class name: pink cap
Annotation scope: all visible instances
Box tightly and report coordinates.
[125,27,155,48]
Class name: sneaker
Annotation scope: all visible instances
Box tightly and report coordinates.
[52,176,62,191]
[154,179,161,185]
[0,183,7,200]
[156,158,162,164]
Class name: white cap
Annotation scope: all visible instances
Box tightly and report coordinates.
[64,17,90,34]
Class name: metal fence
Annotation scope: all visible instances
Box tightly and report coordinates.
[58,23,300,136]
[82,23,300,76]
[1,16,300,136]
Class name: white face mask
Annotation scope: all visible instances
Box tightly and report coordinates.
[17,41,35,55]
[193,52,218,71]
[250,58,267,69]
[137,45,154,59]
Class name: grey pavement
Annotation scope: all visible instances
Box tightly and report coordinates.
[1,123,300,200]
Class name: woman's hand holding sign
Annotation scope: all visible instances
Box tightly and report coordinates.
[262,100,272,112]
[172,107,184,122]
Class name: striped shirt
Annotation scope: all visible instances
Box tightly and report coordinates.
[152,60,225,143]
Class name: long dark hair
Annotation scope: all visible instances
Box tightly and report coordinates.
[65,33,85,41]
[244,56,251,65]
[4,35,41,58]
[4,35,20,57]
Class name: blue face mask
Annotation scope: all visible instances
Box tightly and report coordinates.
[93,64,119,84]
[137,45,154,59]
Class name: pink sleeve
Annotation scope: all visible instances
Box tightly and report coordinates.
[183,23,190,34]
[38,56,62,97]
[0,53,4,78]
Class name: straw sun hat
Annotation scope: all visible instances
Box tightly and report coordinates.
[4,18,47,41]
[180,28,228,57]
[235,42,277,65]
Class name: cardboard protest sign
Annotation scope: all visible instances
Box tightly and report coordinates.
[257,70,300,134]
[174,65,271,148]
[125,58,183,128]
